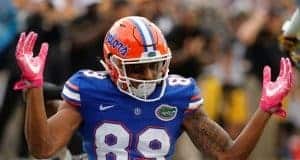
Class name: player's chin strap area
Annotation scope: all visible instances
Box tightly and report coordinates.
[117,73,168,102]
[129,81,156,99]
[116,78,168,102]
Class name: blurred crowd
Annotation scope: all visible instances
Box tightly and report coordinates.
[1,0,300,159]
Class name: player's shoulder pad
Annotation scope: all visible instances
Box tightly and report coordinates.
[167,74,203,111]
[62,70,109,106]
[68,69,109,84]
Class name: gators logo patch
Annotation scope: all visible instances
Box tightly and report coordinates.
[155,104,177,121]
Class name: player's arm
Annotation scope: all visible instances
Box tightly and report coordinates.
[14,32,82,158]
[24,89,81,158]
[183,105,271,159]
[183,107,233,158]
[183,58,294,159]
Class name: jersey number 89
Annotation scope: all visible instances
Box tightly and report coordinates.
[95,122,170,160]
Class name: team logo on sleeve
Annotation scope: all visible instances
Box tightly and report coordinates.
[155,104,177,121]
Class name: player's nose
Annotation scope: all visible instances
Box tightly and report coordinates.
[141,67,156,80]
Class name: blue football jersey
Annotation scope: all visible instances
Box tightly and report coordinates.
[62,69,203,160]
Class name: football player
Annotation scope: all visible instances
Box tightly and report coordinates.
[280,8,300,69]
[14,16,294,159]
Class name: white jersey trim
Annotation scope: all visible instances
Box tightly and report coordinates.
[62,86,81,102]
[188,99,204,110]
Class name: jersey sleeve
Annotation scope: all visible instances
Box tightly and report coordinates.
[185,78,204,113]
[61,71,82,107]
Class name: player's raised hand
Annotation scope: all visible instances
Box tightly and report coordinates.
[259,58,295,117]
[14,32,49,90]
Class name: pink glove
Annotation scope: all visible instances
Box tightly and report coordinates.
[14,32,49,90]
[259,58,295,117]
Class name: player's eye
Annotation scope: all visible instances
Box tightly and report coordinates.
[125,61,164,75]
[149,61,164,70]
[126,64,144,74]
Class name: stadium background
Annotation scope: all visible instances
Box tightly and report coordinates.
[1,0,300,159]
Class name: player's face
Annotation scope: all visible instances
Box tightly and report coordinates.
[125,61,163,87]
[110,55,170,100]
